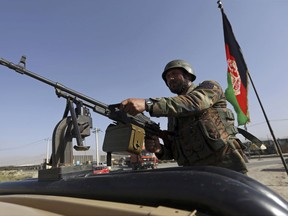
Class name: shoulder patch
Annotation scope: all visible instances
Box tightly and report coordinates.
[199,81,215,89]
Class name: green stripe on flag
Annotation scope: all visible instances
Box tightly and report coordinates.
[225,73,249,126]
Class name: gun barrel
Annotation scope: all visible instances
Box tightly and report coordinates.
[0,57,109,112]
[0,56,161,135]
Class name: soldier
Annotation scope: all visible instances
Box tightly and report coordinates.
[120,59,248,174]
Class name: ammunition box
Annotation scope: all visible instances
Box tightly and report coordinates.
[102,123,145,155]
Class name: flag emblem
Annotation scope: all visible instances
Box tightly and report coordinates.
[227,58,240,95]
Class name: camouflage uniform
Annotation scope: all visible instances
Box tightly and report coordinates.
[149,80,248,174]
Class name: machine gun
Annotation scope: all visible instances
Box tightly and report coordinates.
[0,56,161,177]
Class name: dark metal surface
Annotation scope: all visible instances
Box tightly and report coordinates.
[0,166,287,216]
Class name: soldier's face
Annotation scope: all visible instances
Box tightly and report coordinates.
[165,69,189,94]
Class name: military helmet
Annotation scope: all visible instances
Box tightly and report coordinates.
[162,59,196,83]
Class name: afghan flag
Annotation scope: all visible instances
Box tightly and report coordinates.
[220,9,250,126]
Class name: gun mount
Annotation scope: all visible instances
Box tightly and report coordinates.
[0,56,161,180]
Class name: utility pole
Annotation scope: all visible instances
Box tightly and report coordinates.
[45,138,51,169]
[92,128,101,166]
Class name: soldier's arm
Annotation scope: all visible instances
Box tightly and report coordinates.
[149,80,224,117]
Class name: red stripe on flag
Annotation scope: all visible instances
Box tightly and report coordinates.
[237,83,248,116]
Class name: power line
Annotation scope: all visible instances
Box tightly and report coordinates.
[247,119,288,128]
[0,138,49,151]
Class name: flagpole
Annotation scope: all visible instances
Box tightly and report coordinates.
[217,0,223,10]
[247,71,288,175]
[217,0,288,175]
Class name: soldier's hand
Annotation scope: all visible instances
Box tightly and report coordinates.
[120,98,145,116]
[145,135,162,153]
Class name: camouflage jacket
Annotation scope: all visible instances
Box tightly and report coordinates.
[149,80,239,166]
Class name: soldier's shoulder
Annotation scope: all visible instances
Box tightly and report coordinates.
[198,80,222,90]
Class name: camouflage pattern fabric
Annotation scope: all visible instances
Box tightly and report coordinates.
[150,80,248,174]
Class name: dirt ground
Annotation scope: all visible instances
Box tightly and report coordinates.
[0,170,37,182]
[247,157,288,201]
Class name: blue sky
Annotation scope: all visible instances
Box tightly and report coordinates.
[0,0,287,166]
